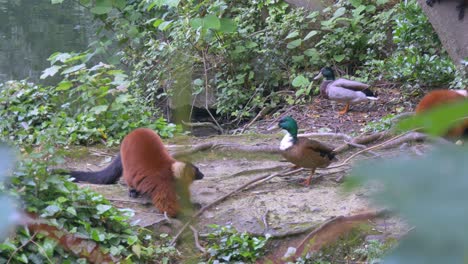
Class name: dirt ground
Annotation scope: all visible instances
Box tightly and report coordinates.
[65,90,426,261]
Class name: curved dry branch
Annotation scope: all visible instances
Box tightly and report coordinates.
[172,142,280,158]
[170,168,303,245]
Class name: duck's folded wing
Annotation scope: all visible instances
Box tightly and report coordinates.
[301,138,335,154]
[333,78,370,91]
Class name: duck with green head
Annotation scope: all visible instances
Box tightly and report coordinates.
[278,116,336,186]
[314,67,378,115]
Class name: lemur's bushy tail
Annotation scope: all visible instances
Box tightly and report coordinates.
[70,154,122,184]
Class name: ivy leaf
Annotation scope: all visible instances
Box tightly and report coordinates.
[66,206,77,216]
[90,0,113,15]
[91,229,106,241]
[333,54,346,62]
[51,0,64,4]
[286,39,302,49]
[96,204,112,215]
[303,30,318,41]
[292,75,310,88]
[40,66,61,79]
[42,205,61,217]
[132,244,141,258]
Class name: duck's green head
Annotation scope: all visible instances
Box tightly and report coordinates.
[278,116,298,138]
[314,67,335,81]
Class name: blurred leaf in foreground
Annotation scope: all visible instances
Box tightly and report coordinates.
[349,145,468,264]
[0,146,18,240]
[397,100,468,136]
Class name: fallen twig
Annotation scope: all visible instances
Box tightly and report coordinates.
[262,209,270,234]
[170,168,302,245]
[190,225,206,254]
[239,107,271,134]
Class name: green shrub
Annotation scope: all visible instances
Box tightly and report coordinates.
[204,224,270,263]
[0,52,177,146]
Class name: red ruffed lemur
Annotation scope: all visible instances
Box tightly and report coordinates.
[415,89,468,138]
[69,128,204,217]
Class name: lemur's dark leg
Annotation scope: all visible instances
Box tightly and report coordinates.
[456,0,466,20]
[128,188,140,198]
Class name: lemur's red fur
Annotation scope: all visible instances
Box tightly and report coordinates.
[415,89,468,137]
[69,128,204,217]
[121,128,198,217]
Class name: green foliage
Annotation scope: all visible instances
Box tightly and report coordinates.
[0,142,176,263]
[0,51,177,146]
[348,102,468,263]
[204,224,270,263]
[361,114,395,133]
[397,100,468,136]
[368,0,456,87]
[350,145,468,264]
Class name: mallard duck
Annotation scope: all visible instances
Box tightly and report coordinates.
[278,116,336,186]
[314,67,378,115]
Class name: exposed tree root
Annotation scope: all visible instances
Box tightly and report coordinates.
[172,142,280,158]
[260,210,389,263]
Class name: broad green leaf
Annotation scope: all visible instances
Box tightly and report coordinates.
[349,0,362,8]
[190,18,203,29]
[96,204,112,214]
[90,0,113,15]
[397,101,468,136]
[49,52,72,64]
[286,39,302,49]
[40,66,61,79]
[349,146,468,264]
[332,7,346,19]
[366,5,376,12]
[377,0,389,5]
[66,206,77,216]
[303,30,318,41]
[292,75,309,88]
[158,20,173,31]
[152,19,164,28]
[219,18,237,33]
[91,229,105,241]
[304,48,319,57]
[62,64,86,75]
[113,0,126,9]
[285,30,299,39]
[42,205,61,216]
[56,81,73,91]
[90,105,108,115]
[51,0,64,4]
[132,244,141,258]
[333,54,346,62]
[193,78,204,86]
[203,14,221,30]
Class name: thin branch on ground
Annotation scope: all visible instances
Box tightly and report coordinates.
[170,168,303,245]
[299,132,353,141]
[189,225,206,254]
[7,232,39,264]
[262,209,270,234]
